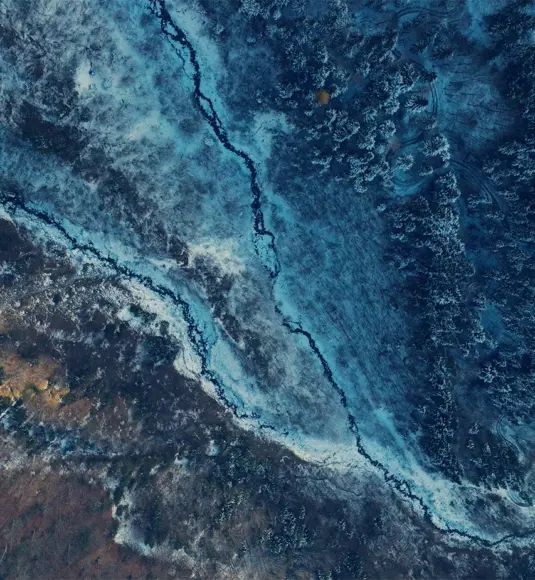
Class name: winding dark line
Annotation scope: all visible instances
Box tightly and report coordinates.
[143,0,535,547]
[399,132,424,148]
[393,55,437,149]
[147,0,279,278]
[452,160,535,252]
[144,0,535,548]
[0,0,529,550]
[451,160,498,204]
[391,173,427,189]
[0,190,284,437]
[378,6,457,26]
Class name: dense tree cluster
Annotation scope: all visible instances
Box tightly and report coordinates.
[385,142,531,488]
[198,0,454,207]
[379,0,535,491]
[191,0,535,494]
[386,173,476,479]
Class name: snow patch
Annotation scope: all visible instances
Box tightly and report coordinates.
[188,238,246,276]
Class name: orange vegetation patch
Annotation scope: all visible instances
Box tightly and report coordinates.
[40,392,141,445]
[62,394,142,444]
[0,349,68,407]
[0,464,169,579]
[0,345,141,441]
[0,346,96,428]
[316,88,330,105]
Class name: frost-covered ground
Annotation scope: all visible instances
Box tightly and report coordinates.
[1,0,535,571]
